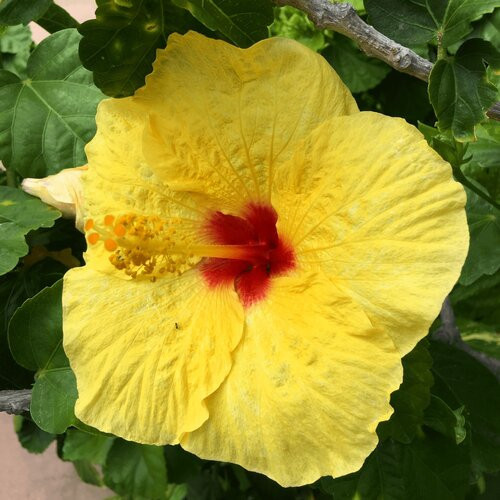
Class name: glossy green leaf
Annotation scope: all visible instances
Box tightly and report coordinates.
[63,428,114,465]
[78,0,201,98]
[377,340,433,444]
[14,415,56,453]
[423,395,466,444]
[172,0,273,48]
[459,187,500,285]
[365,0,500,49]
[0,187,60,276]
[103,440,167,498]
[0,29,104,178]
[8,280,78,433]
[0,0,52,25]
[322,34,390,93]
[321,433,470,500]
[429,39,500,142]
[431,341,500,472]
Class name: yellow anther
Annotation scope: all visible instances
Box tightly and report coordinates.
[104,239,118,252]
[87,233,100,245]
[114,224,126,237]
[104,214,115,226]
[84,219,94,231]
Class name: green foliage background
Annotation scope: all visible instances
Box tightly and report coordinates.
[0,1,499,499]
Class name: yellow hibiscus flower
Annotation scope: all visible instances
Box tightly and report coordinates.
[62,32,468,486]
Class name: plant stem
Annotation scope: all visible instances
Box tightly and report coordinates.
[6,168,17,188]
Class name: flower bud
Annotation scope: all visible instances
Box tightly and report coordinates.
[21,166,87,231]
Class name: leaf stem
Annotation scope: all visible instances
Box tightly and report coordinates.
[452,166,500,210]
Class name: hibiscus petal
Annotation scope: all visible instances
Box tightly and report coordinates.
[63,266,244,443]
[138,31,358,210]
[272,112,469,355]
[82,97,208,277]
[181,271,402,486]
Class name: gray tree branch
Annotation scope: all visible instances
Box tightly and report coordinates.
[275,0,500,121]
[0,389,31,415]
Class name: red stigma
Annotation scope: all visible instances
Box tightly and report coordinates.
[201,203,295,307]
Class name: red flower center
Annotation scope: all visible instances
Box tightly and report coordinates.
[201,203,296,307]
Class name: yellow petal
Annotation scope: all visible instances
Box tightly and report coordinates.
[139,31,358,210]
[63,266,244,443]
[181,271,402,487]
[22,166,87,230]
[272,112,469,355]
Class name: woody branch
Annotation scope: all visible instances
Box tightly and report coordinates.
[0,389,31,415]
[275,0,500,121]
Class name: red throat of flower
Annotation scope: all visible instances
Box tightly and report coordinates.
[201,203,296,307]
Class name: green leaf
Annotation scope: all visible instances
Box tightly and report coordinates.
[8,280,78,433]
[8,280,66,371]
[164,445,202,484]
[14,415,56,453]
[365,0,500,50]
[0,274,33,389]
[73,460,103,487]
[166,483,188,500]
[322,34,390,93]
[322,433,470,500]
[431,341,500,472]
[0,257,67,390]
[30,367,78,434]
[63,428,114,465]
[469,123,500,170]
[78,0,202,98]
[429,39,500,142]
[172,0,273,48]
[0,0,52,25]
[459,186,500,285]
[0,187,60,276]
[451,269,500,327]
[468,9,500,52]
[377,340,433,444]
[103,440,167,499]
[423,395,466,444]
[374,71,433,123]
[0,29,104,178]
[0,25,32,78]
[36,4,79,34]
